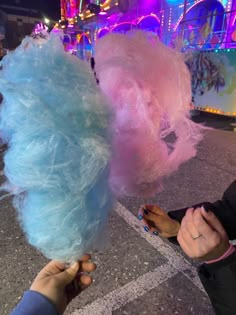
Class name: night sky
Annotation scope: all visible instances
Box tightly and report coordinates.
[0,0,61,20]
[41,0,61,20]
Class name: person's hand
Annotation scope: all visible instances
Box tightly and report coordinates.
[30,254,96,315]
[177,207,230,261]
[138,205,180,238]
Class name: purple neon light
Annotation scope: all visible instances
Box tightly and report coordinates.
[137,13,160,25]
[97,27,109,37]
[110,21,136,32]
[98,13,160,36]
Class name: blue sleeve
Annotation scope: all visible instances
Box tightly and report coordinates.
[10,290,59,315]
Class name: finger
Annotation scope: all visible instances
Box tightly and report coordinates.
[80,261,97,273]
[192,208,217,239]
[80,254,91,262]
[144,205,166,216]
[200,207,228,239]
[34,260,67,280]
[183,208,201,240]
[138,207,145,220]
[177,229,192,257]
[56,261,80,286]
[66,274,93,302]
[137,210,152,231]
[141,222,160,236]
[138,207,161,235]
[143,211,163,224]
[142,217,153,233]
[179,213,196,245]
[78,274,93,287]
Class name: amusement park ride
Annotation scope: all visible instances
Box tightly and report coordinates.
[58,0,236,117]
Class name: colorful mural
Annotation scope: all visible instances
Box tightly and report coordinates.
[187,50,236,116]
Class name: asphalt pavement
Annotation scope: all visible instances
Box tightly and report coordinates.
[0,112,236,315]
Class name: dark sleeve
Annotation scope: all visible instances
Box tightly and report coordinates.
[168,180,236,241]
[198,251,236,315]
[10,290,59,315]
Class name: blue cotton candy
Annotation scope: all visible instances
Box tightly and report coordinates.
[0,32,113,262]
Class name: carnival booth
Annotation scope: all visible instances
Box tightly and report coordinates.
[59,0,236,116]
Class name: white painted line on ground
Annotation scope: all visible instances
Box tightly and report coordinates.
[114,202,204,292]
[71,263,178,315]
[70,202,205,315]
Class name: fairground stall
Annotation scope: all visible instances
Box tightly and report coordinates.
[58,0,236,117]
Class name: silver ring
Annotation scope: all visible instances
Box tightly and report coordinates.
[191,233,202,240]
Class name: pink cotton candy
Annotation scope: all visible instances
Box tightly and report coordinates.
[95,31,204,197]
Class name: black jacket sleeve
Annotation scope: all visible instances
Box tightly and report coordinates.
[197,250,236,315]
[167,180,236,241]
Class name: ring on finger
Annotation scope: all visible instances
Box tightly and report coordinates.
[191,233,202,240]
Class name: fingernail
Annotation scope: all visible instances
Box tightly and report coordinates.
[144,226,149,232]
[138,214,143,220]
[153,231,159,236]
[201,206,209,213]
[143,209,149,215]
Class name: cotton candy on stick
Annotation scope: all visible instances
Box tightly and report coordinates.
[95,31,204,197]
[0,33,113,262]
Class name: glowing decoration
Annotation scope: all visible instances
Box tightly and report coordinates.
[99,11,108,15]
[98,27,109,39]
[111,22,136,33]
[231,29,236,41]
[97,14,161,38]
[166,0,182,4]
[0,33,113,262]
[76,33,91,44]
[137,14,160,32]
[33,23,48,35]
[95,31,205,197]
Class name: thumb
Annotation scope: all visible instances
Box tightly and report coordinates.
[56,261,80,286]
[200,207,228,239]
[145,205,165,216]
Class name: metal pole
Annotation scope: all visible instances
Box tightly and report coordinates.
[181,0,188,46]
[183,0,187,22]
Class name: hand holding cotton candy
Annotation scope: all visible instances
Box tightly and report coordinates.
[94,31,205,197]
[0,33,113,262]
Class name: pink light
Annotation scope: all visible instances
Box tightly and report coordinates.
[68,24,74,28]
[69,0,77,18]
[110,21,136,32]
[137,14,160,25]
[232,13,236,26]
[97,13,160,35]
[99,11,107,15]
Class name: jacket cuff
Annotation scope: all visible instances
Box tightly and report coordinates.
[10,290,59,315]
[199,249,236,273]
[205,244,235,264]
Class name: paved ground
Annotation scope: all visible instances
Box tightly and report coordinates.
[0,113,236,315]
